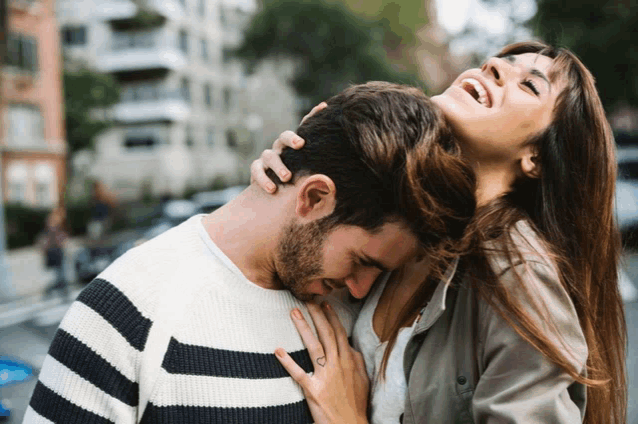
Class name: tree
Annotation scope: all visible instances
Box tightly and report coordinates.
[236,0,424,108]
[531,0,638,110]
[63,67,120,155]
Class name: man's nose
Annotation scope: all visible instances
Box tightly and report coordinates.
[345,270,382,299]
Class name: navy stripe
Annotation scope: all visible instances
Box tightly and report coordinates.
[48,329,139,406]
[163,338,313,378]
[78,278,151,351]
[140,400,312,423]
[29,381,115,424]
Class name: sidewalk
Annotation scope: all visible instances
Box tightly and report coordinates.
[0,239,84,329]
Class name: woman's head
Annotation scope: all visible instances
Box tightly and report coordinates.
[453,42,624,424]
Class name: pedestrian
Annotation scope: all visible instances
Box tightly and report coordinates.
[250,40,627,423]
[88,180,117,240]
[37,206,70,299]
[24,82,476,423]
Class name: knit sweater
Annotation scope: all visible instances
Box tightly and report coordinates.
[25,215,356,423]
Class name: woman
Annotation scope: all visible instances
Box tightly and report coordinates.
[252,41,627,423]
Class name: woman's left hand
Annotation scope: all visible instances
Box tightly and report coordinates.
[275,301,370,424]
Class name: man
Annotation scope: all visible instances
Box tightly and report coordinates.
[25,82,475,423]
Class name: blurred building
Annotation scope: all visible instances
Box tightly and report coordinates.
[1,0,67,208]
[57,0,300,201]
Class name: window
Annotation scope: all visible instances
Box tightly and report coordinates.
[185,125,195,148]
[223,87,232,112]
[207,126,215,147]
[112,30,155,50]
[61,26,86,46]
[121,81,163,102]
[123,125,167,150]
[204,83,212,108]
[181,78,191,103]
[7,162,28,204]
[222,48,233,64]
[34,163,56,207]
[198,0,205,16]
[226,129,237,148]
[179,30,188,54]
[5,104,45,147]
[6,33,38,73]
[200,38,208,62]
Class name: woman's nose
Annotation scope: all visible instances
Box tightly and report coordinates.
[482,57,512,86]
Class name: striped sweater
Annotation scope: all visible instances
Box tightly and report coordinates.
[25,215,356,423]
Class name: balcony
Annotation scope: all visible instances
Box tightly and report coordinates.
[97,30,187,73]
[112,89,190,123]
[96,0,184,21]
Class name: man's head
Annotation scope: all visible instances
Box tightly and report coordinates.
[268,82,476,300]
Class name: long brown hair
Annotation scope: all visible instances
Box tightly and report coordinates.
[380,41,626,424]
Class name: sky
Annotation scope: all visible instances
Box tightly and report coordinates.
[432,0,537,58]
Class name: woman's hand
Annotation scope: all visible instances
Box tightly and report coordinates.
[250,102,328,193]
[275,302,369,424]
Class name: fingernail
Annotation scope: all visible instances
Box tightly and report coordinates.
[275,348,285,358]
[322,302,331,311]
[292,309,303,320]
[280,170,290,179]
[266,183,275,192]
[294,138,303,146]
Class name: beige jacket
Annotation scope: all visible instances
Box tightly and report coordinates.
[401,221,588,423]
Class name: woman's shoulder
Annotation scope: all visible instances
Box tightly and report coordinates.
[483,219,557,278]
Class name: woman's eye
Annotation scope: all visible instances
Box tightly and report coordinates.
[523,79,540,96]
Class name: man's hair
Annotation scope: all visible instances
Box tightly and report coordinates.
[269,81,476,249]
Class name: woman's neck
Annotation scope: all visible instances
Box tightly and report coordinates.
[472,161,517,206]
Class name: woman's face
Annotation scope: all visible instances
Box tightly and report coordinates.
[432,53,564,164]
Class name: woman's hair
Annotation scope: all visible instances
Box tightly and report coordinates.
[379,41,626,424]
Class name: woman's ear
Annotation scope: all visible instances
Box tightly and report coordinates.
[295,175,336,220]
[520,148,541,179]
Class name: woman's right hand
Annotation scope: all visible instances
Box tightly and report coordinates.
[250,102,328,193]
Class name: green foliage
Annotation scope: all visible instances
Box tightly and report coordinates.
[531,0,638,109]
[236,0,425,108]
[64,68,120,154]
[5,204,49,249]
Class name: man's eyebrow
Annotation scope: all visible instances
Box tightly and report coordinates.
[529,68,552,93]
[359,254,391,272]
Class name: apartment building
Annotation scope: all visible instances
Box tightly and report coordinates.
[57,0,300,201]
[1,0,67,208]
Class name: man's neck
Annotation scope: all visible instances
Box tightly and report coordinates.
[202,186,284,290]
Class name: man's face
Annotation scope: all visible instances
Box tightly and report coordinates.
[275,218,419,301]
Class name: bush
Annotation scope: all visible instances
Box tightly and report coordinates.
[5,204,50,249]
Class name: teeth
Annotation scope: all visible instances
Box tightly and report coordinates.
[461,78,490,107]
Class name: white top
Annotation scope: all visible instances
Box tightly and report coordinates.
[25,215,357,423]
[352,273,416,424]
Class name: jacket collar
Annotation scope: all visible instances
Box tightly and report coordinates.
[413,257,459,335]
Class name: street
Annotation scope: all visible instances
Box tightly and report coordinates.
[1,256,638,423]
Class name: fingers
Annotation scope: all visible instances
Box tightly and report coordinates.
[275,348,310,386]
[272,130,305,152]
[321,302,350,358]
[250,158,277,193]
[300,102,328,125]
[261,149,292,183]
[305,303,338,362]
[290,308,328,370]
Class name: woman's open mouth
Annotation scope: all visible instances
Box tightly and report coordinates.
[460,78,492,108]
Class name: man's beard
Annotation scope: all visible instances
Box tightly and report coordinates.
[275,218,334,301]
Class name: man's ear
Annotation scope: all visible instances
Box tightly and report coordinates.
[520,146,541,179]
[295,175,336,220]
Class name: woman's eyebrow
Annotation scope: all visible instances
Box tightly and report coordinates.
[529,68,552,92]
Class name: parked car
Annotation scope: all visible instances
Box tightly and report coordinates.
[74,199,200,284]
[192,185,246,213]
[616,146,638,232]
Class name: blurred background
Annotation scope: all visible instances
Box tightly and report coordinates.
[0,0,636,421]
